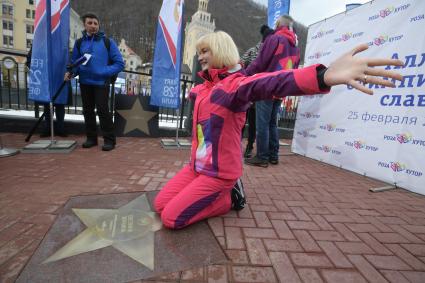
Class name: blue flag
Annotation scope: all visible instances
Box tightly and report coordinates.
[28,0,70,104]
[268,0,290,28]
[151,0,184,109]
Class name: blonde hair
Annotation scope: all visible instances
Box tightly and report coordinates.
[275,15,294,30]
[196,31,240,69]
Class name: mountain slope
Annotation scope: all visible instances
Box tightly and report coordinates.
[71,0,307,63]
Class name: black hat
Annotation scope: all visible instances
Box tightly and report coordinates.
[260,25,270,35]
[260,24,274,41]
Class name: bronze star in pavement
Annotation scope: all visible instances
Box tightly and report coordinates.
[43,194,162,270]
[116,99,157,135]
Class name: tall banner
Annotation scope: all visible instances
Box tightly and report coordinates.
[28,0,70,104]
[151,0,184,109]
[268,0,290,28]
[292,0,425,195]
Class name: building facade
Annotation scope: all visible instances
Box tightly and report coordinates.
[118,38,143,95]
[0,0,83,60]
[182,0,215,73]
[0,0,83,88]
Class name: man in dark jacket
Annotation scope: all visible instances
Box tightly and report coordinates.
[65,13,124,151]
[245,15,300,167]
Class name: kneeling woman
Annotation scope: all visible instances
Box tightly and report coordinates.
[154,31,402,229]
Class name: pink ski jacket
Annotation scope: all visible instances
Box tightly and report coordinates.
[189,65,329,180]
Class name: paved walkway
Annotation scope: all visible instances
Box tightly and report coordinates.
[1,133,425,283]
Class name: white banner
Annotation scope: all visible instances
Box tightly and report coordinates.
[292,0,425,195]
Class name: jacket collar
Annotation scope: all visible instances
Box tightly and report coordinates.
[197,64,242,83]
[82,30,105,40]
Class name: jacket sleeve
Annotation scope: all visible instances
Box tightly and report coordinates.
[70,42,81,75]
[233,65,330,104]
[245,35,279,75]
[103,38,125,77]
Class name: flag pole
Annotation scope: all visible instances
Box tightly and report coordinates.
[175,3,185,147]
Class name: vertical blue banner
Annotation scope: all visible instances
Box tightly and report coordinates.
[28,0,51,103]
[151,0,184,109]
[50,0,70,104]
[268,0,290,27]
[28,0,70,104]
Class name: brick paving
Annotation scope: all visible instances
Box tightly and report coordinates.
[1,133,425,283]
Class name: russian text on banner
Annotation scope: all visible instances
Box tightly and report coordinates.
[150,0,184,109]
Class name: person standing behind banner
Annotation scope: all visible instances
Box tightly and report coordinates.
[64,13,124,151]
[245,15,300,167]
[241,25,275,158]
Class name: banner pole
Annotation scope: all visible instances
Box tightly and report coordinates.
[175,108,180,146]
[49,101,55,144]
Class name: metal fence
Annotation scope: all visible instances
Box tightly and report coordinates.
[0,51,194,130]
[0,50,298,131]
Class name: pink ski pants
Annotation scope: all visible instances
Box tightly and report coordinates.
[154,165,236,229]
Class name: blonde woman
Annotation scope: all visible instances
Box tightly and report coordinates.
[154,31,402,229]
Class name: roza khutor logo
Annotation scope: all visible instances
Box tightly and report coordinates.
[369,4,410,21]
[316,145,341,155]
[311,29,334,40]
[378,161,423,177]
[319,124,346,133]
[374,35,388,46]
[297,130,317,138]
[334,32,364,43]
[367,34,403,47]
[384,133,425,146]
[307,51,331,60]
[345,140,379,151]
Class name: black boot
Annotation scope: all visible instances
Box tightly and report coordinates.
[102,140,115,151]
[231,179,246,211]
[244,146,253,158]
[82,138,98,148]
[244,156,269,168]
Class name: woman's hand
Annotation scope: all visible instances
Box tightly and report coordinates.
[324,44,404,95]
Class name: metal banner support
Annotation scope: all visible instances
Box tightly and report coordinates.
[160,108,191,150]
[369,185,398,193]
[0,136,19,157]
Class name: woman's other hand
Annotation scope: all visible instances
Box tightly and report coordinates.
[324,44,404,95]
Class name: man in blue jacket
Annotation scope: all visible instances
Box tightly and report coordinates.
[65,13,124,151]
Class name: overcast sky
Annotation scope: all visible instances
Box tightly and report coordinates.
[253,0,370,26]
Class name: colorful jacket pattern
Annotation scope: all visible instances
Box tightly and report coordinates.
[246,26,300,75]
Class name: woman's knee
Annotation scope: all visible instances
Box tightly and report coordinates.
[160,207,179,229]
[153,195,165,214]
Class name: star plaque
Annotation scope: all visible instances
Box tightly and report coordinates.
[16,192,228,283]
[114,95,159,137]
[43,194,161,270]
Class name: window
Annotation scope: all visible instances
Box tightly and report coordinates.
[2,4,13,16]
[26,39,32,49]
[130,61,133,66]
[32,10,35,19]
[29,0,34,5]
[26,9,31,18]
[26,24,34,34]
[2,21,13,30]
[3,35,13,47]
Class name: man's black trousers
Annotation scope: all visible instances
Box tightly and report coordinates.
[80,84,115,144]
